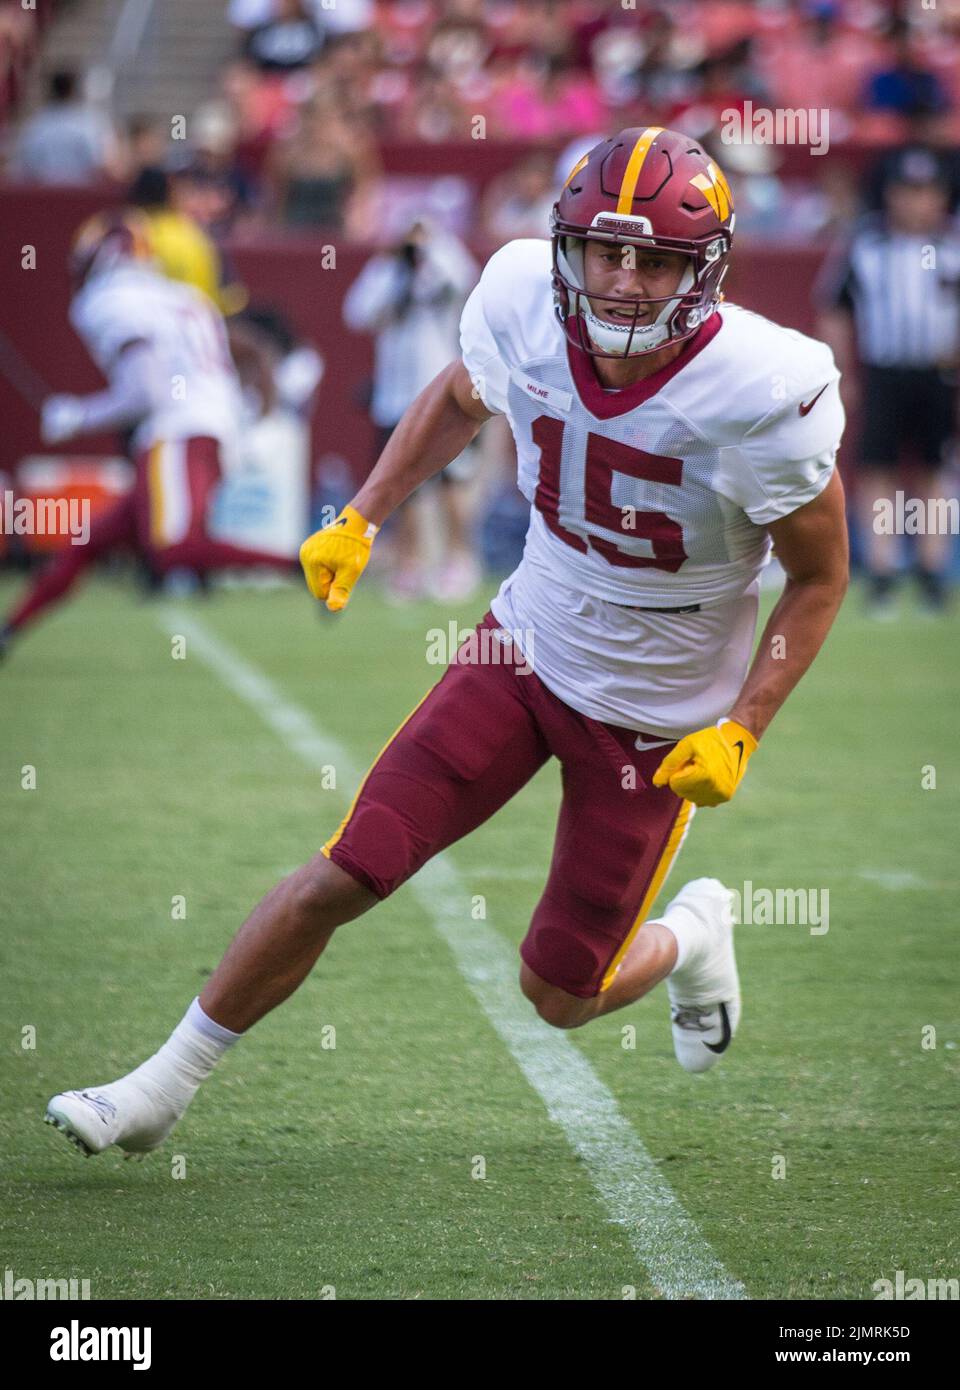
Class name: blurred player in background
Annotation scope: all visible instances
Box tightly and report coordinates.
[0,211,292,656]
[44,130,850,1161]
[819,149,960,616]
[130,165,248,317]
[343,217,482,602]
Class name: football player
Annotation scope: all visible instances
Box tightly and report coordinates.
[45,129,848,1158]
[1,210,292,655]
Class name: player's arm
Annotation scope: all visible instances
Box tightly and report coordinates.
[40,339,152,444]
[352,359,492,524]
[299,360,493,610]
[654,470,848,806]
[728,467,849,738]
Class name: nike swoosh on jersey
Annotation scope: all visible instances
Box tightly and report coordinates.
[798,383,829,416]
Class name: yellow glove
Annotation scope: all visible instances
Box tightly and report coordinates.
[652,719,758,808]
[299,505,378,612]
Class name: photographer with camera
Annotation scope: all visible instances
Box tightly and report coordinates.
[343,218,482,601]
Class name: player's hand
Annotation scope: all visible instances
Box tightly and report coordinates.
[40,395,86,445]
[299,504,378,612]
[652,720,758,808]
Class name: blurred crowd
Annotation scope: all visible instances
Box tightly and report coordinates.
[1,0,958,607]
[3,0,960,247]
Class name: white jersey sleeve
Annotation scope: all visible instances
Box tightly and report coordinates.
[732,380,843,524]
[459,238,555,415]
[713,317,844,525]
[70,282,148,374]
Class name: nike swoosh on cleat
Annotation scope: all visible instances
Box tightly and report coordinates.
[704,1002,733,1054]
[79,1091,116,1125]
[798,384,828,416]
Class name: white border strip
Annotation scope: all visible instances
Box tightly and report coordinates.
[160,609,746,1300]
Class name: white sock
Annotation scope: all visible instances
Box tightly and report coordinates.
[660,905,708,975]
[122,998,242,1109]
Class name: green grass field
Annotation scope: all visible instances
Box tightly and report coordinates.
[1,571,958,1300]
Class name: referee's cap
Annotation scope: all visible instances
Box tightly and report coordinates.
[889,147,948,190]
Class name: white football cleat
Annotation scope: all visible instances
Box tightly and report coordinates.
[664,877,740,1073]
[45,1074,185,1159]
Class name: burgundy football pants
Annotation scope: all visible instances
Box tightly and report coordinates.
[6,437,294,635]
[325,613,694,997]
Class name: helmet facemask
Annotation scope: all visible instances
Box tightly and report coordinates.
[557,234,702,357]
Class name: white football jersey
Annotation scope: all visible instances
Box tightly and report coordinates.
[460,238,844,737]
[71,264,244,461]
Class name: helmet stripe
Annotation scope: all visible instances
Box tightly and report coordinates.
[710,161,734,217]
[562,153,589,190]
[616,126,664,213]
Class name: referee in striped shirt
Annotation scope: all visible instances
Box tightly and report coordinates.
[818,149,960,614]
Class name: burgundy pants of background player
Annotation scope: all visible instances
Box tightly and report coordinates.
[324,612,695,998]
[6,436,294,635]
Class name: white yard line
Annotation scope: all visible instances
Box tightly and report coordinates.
[160,608,746,1301]
[858,870,930,890]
